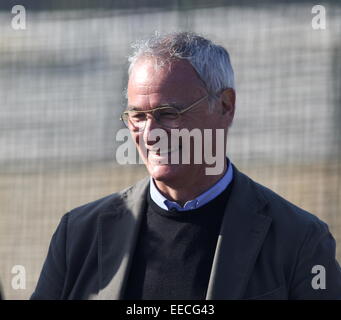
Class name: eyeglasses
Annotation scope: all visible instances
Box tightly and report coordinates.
[120,95,209,132]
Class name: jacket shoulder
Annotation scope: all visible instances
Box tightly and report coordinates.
[65,176,149,225]
[250,176,329,234]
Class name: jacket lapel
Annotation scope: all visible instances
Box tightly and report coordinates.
[96,177,149,300]
[206,165,272,299]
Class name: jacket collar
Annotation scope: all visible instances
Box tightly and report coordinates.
[96,164,272,300]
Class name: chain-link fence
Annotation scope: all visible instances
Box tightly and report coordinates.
[0,0,340,299]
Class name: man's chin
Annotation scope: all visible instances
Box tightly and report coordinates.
[147,162,184,183]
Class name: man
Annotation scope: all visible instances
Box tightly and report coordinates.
[31,32,341,299]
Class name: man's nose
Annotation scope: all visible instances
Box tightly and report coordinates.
[143,115,161,146]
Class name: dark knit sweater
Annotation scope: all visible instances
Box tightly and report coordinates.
[124,180,233,300]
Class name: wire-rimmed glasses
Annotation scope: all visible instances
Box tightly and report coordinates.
[120,95,208,132]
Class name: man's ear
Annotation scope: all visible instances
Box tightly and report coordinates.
[221,88,236,117]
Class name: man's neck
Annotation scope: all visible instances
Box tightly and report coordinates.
[154,161,228,206]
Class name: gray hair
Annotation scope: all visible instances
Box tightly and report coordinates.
[127,32,235,110]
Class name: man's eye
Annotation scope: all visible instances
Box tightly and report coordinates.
[130,113,145,121]
[159,111,178,119]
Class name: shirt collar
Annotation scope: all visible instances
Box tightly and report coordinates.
[149,159,233,212]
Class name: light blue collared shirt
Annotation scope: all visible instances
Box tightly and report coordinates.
[149,160,233,211]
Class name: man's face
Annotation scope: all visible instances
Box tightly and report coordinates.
[127,57,234,188]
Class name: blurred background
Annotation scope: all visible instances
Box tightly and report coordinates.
[0,0,340,299]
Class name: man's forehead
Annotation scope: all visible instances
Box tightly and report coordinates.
[130,61,154,85]
[129,58,202,86]
[127,90,182,110]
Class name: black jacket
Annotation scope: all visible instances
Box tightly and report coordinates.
[31,165,341,299]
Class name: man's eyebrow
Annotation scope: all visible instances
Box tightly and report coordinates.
[126,103,182,111]
[126,105,141,111]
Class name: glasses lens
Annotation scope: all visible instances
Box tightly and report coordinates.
[122,111,145,131]
[154,107,179,128]
[122,107,180,131]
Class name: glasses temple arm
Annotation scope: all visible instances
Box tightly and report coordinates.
[178,95,209,114]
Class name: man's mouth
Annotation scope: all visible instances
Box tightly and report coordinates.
[147,145,181,157]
